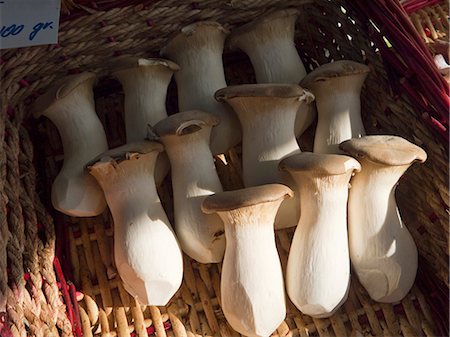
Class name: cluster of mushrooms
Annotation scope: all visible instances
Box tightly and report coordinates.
[31,9,427,337]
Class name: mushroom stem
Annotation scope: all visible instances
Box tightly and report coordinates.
[228,9,306,84]
[112,58,179,142]
[161,22,241,155]
[349,163,417,302]
[31,72,107,217]
[202,184,292,337]
[112,58,179,185]
[228,9,314,137]
[154,111,225,263]
[300,60,369,154]
[340,136,427,302]
[88,142,183,306]
[281,153,361,318]
[215,84,314,229]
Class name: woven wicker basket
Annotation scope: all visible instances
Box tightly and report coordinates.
[1,0,448,336]
[407,1,448,43]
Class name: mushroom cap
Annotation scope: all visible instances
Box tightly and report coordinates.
[301,60,370,86]
[202,184,293,213]
[227,8,299,49]
[111,57,180,74]
[215,84,314,102]
[279,152,361,176]
[153,110,220,137]
[87,141,163,167]
[180,21,230,36]
[31,72,96,118]
[161,21,229,56]
[339,135,427,166]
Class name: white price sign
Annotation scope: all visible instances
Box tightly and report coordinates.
[0,0,61,49]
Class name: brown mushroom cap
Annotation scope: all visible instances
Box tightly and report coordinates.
[279,152,361,176]
[161,21,229,56]
[111,57,180,74]
[227,8,300,49]
[180,21,230,36]
[215,84,313,101]
[31,72,96,118]
[153,110,220,137]
[339,135,427,166]
[300,60,370,87]
[202,184,293,214]
[87,141,163,167]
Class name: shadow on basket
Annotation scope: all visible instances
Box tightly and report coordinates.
[0,1,448,337]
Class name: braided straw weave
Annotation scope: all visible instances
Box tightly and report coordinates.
[1,0,448,336]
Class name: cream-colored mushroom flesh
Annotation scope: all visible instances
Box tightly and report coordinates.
[154,110,225,263]
[340,135,427,303]
[280,152,361,317]
[31,72,107,217]
[228,9,314,137]
[215,84,314,229]
[202,184,292,337]
[112,57,179,185]
[112,57,179,141]
[88,141,183,306]
[228,9,306,84]
[161,21,241,155]
[301,60,370,154]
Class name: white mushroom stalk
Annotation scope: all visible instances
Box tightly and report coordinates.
[340,136,427,303]
[280,152,361,318]
[228,9,306,84]
[153,110,225,263]
[215,84,314,229]
[112,57,179,185]
[161,21,241,155]
[202,184,292,337]
[227,9,314,137]
[300,60,370,154]
[112,57,179,141]
[87,141,183,306]
[31,72,107,217]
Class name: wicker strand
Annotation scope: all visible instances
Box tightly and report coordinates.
[0,100,12,331]
[14,104,75,337]
[4,117,26,336]
[0,0,448,336]
[17,123,53,334]
[0,103,8,315]
[35,208,74,337]
[6,287,25,337]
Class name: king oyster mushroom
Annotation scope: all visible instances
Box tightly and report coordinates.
[87,141,183,305]
[340,135,427,302]
[280,152,361,317]
[31,72,108,217]
[301,60,370,154]
[215,84,314,229]
[161,22,241,155]
[202,184,292,337]
[154,110,225,263]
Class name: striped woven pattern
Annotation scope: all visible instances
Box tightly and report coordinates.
[0,0,448,336]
